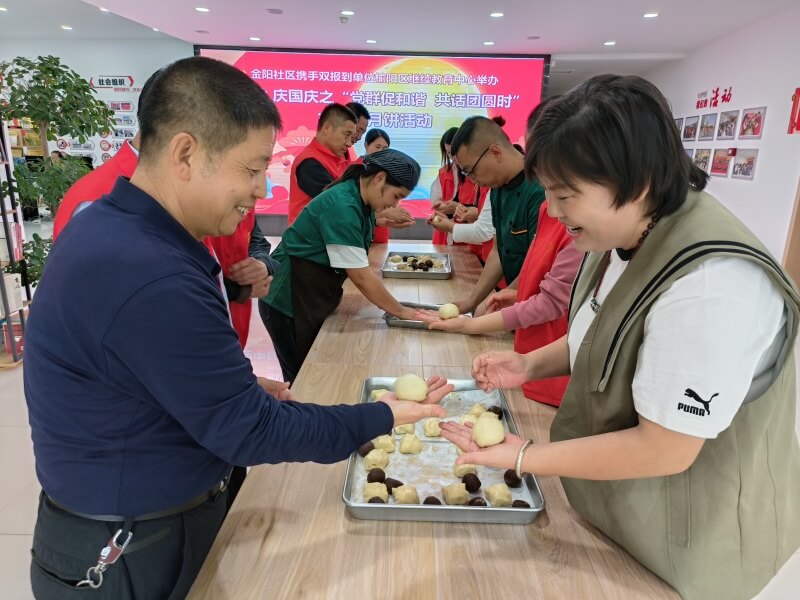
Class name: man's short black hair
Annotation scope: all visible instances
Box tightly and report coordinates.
[451,116,510,157]
[317,103,357,131]
[136,68,163,121]
[138,56,282,161]
[346,102,371,121]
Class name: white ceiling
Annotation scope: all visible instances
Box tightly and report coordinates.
[1,0,796,94]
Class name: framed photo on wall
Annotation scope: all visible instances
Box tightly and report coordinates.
[731,149,759,180]
[717,110,740,140]
[739,107,767,139]
[710,148,732,177]
[683,148,695,159]
[682,116,699,141]
[694,148,711,172]
[674,117,684,133]
[698,113,718,141]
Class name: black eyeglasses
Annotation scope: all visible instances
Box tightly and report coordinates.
[459,146,490,182]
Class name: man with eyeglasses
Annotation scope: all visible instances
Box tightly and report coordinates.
[439,116,545,315]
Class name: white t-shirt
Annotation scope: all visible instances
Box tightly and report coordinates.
[326,244,369,269]
[451,192,495,244]
[568,253,786,439]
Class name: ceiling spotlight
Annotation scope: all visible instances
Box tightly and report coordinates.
[490,12,504,18]
[483,41,495,46]
[99,7,109,11]
[249,36,261,41]
[341,10,355,16]
[195,7,210,13]
[266,8,284,14]
[527,35,541,40]
[643,12,659,19]
[61,25,73,30]
[0,7,8,12]
[604,40,616,46]
[152,27,160,31]
[366,39,377,44]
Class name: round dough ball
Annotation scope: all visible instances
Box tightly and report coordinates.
[442,483,469,505]
[453,463,477,478]
[485,483,513,507]
[394,423,415,435]
[364,448,389,470]
[388,255,402,263]
[399,434,422,454]
[423,418,441,437]
[467,403,487,417]
[432,215,442,224]
[394,374,428,402]
[364,481,389,503]
[393,485,420,504]
[438,303,459,320]
[371,389,389,401]
[478,411,499,420]
[373,434,395,453]
[432,260,445,269]
[472,416,505,448]
[460,414,478,427]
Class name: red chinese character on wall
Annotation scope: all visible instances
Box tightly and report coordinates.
[710,87,720,108]
[722,87,733,103]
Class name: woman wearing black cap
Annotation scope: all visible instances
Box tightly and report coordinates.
[262,148,422,382]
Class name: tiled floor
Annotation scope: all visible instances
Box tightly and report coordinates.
[0,224,798,598]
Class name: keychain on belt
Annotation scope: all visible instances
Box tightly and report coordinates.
[76,521,133,589]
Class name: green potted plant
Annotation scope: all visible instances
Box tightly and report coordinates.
[4,232,51,288]
[0,55,114,158]
[11,156,89,217]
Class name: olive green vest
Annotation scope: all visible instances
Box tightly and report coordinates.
[551,191,800,599]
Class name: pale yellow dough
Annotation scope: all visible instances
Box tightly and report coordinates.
[485,483,513,507]
[373,434,395,453]
[393,485,420,504]
[467,403,487,417]
[423,418,442,437]
[399,434,422,454]
[442,483,469,505]
[371,389,389,400]
[453,463,477,478]
[364,482,389,502]
[393,374,428,402]
[472,416,505,447]
[438,303,459,319]
[394,424,414,435]
[364,448,389,470]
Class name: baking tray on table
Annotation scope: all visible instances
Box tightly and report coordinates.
[342,378,545,524]
[383,301,472,331]
[381,252,451,280]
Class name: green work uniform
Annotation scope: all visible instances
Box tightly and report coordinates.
[490,171,546,283]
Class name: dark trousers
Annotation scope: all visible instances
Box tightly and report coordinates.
[30,490,227,599]
[258,301,300,383]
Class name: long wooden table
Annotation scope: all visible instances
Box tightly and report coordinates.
[188,244,677,599]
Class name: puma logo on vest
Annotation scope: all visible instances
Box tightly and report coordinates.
[678,388,718,416]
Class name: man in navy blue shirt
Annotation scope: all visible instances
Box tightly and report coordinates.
[24,56,448,599]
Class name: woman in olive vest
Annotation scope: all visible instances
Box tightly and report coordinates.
[262,149,422,382]
[441,75,800,599]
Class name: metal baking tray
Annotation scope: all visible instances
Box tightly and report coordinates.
[381,252,451,280]
[383,302,472,331]
[342,378,545,524]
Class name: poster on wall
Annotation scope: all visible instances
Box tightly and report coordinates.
[694,148,711,172]
[683,148,694,159]
[674,117,684,132]
[717,110,739,140]
[731,149,759,180]
[698,113,717,141]
[710,148,732,176]
[197,47,547,215]
[682,116,699,141]
[739,107,766,139]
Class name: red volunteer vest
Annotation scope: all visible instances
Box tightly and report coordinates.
[432,166,482,246]
[288,138,348,225]
[514,202,573,406]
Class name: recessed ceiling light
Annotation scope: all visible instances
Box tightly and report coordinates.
[604,40,616,46]
[195,29,210,34]
[643,12,659,19]
[152,27,160,32]
[99,7,109,11]
[490,12,504,18]
[0,7,7,12]
[61,25,73,30]
[266,8,283,14]
[249,36,261,41]
[527,35,541,40]
[195,7,210,13]
[365,39,377,44]
[341,10,355,16]
[483,41,495,46]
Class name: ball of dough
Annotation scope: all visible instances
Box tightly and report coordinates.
[371,389,389,401]
[399,434,422,454]
[467,403,487,417]
[472,415,505,448]
[364,482,389,503]
[388,255,402,263]
[485,483,513,507]
[423,418,441,437]
[453,463,477,478]
[478,411,499,420]
[364,448,389,470]
[460,414,478,427]
[442,483,469,505]
[438,303,459,320]
[393,374,428,402]
[432,260,445,269]
[394,424,415,435]
[373,434,395,453]
[432,215,442,224]
[393,485,420,504]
